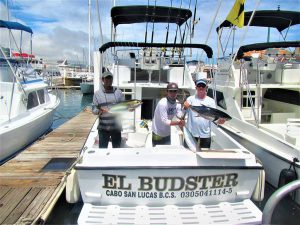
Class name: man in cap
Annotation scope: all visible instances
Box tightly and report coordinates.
[184,79,225,149]
[92,70,124,148]
[152,82,185,147]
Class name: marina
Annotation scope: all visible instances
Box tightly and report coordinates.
[0,99,96,224]
[0,90,300,224]
[1,0,300,224]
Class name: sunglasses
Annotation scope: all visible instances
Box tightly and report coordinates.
[196,84,206,88]
[168,90,178,93]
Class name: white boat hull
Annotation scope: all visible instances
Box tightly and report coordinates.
[76,147,263,206]
[221,125,300,204]
[0,94,59,163]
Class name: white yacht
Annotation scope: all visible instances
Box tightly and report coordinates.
[66,5,266,225]
[211,10,300,204]
[0,19,60,164]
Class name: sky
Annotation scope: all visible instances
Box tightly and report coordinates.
[0,0,299,64]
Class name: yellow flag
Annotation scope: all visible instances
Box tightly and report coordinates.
[226,0,245,28]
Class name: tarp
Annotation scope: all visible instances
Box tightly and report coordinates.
[99,42,213,58]
[0,19,33,34]
[217,10,300,32]
[111,5,192,27]
[12,52,35,58]
[236,41,300,59]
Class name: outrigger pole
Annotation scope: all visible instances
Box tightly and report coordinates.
[144,0,149,43]
[165,0,173,47]
[172,0,183,58]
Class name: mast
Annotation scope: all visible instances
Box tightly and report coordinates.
[88,0,91,76]
[6,0,12,57]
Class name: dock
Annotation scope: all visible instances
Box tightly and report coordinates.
[0,109,96,224]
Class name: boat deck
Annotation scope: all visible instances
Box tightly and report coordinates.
[0,109,96,224]
[78,199,262,225]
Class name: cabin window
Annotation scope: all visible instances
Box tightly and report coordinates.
[44,89,50,102]
[242,90,256,107]
[37,89,45,104]
[27,91,39,109]
[264,88,300,106]
[130,68,168,83]
[207,89,227,110]
[121,88,133,100]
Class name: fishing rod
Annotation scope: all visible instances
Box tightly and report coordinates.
[181,0,192,45]
[172,0,183,58]
[144,0,150,43]
[191,0,198,38]
[165,0,173,52]
[150,0,157,56]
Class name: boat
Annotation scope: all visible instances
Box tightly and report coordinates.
[0,19,60,164]
[66,4,266,225]
[58,59,89,87]
[80,80,94,94]
[79,1,94,95]
[211,10,300,204]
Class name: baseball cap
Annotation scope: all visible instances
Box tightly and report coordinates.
[196,79,207,86]
[167,82,179,90]
[102,71,113,78]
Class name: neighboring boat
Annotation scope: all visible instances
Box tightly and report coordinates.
[212,10,300,204]
[67,5,265,225]
[58,59,88,87]
[80,0,94,95]
[0,19,60,164]
[80,81,94,94]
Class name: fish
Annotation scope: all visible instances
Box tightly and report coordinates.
[190,105,232,123]
[183,126,198,152]
[109,99,142,113]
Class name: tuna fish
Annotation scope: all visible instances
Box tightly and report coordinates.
[190,105,232,123]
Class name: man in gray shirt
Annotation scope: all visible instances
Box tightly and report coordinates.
[92,71,124,148]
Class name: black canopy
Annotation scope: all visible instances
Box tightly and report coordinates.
[217,10,300,32]
[99,42,213,58]
[111,5,192,27]
[236,41,300,59]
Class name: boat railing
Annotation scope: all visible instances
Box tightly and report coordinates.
[262,179,300,224]
[239,61,259,126]
[0,46,28,121]
[113,47,187,86]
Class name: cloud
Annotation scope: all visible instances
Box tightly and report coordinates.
[1,0,299,63]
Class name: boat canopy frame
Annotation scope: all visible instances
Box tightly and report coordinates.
[236,41,300,59]
[99,42,213,59]
[0,19,33,34]
[111,5,192,27]
[217,10,300,32]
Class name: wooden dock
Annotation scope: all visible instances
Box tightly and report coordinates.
[0,110,96,224]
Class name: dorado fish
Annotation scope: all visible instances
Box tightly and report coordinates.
[109,100,142,113]
[190,105,232,122]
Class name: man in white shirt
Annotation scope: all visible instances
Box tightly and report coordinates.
[184,79,225,149]
[152,82,185,147]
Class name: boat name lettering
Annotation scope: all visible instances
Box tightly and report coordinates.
[102,173,238,191]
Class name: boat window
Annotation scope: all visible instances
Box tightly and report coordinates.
[44,89,50,102]
[242,90,256,107]
[37,89,45,104]
[207,89,227,110]
[130,68,168,83]
[264,88,300,106]
[27,91,39,109]
[121,89,133,100]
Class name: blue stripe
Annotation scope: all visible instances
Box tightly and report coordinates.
[20,79,44,84]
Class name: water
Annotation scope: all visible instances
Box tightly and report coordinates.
[45,89,300,224]
[51,89,93,129]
